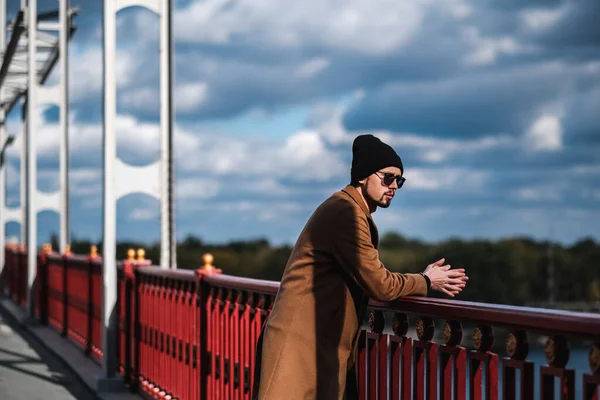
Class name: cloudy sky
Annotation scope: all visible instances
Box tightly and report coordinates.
[3,0,599,248]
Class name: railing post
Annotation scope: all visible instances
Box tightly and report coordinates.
[0,246,7,294]
[62,246,70,337]
[38,244,51,325]
[10,246,15,300]
[1,246,6,296]
[123,249,139,391]
[129,248,150,393]
[12,244,18,298]
[10,244,17,299]
[7,245,13,299]
[196,253,222,400]
[584,343,600,399]
[12,245,20,302]
[123,250,133,387]
[22,244,28,308]
[3,245,14,298]
[130,249,143,393]
[87,245,99,355]
[18,244,25,306]
[11,245,17,301]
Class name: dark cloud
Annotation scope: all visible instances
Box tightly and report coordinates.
[66,0,599,130]
[468,146,597,172]
[78,1,472,122]
[395,161,600,214]
[169,34,468,122]
[485,0,565,11]
[530,0,600,48]
[343,65,570,139]
[49,0,599,138]
[563,86,600,145]
[477,0,600,61]
[446,0,599,65]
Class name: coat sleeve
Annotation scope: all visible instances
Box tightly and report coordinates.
[330,205,428,302]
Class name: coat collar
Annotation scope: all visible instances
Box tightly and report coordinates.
[341,185,372,219]
[341,184,379,247]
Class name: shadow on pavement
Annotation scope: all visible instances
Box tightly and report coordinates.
[0,306,100,400]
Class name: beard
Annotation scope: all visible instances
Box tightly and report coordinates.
[374,195,391,208]
[364,183,392,209]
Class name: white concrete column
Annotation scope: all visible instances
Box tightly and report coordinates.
[159,0,175,269]
[26,0,38,317]
[58,0,69,253]
[98,0,122,391]
[20,100,26,245]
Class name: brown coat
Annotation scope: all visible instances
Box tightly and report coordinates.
[253,185,428,399]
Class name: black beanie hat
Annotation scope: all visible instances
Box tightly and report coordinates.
[351,134,403,184]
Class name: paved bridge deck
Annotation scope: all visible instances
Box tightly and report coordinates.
[0,297,139,400]
[0,307,97,400]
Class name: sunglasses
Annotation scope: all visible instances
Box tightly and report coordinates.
[374,171,406,188]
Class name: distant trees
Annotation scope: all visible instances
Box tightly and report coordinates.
[60,231,600,306]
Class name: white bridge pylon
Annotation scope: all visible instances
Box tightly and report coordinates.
[0,0,177,392]
[100,0,175,388]
[0,0,74,320]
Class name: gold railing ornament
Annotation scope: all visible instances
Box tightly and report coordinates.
[545,335,570,368]
[416,317,435,342]
[443,320,463,347]
[392,313,409,336]
[368,310,385,335]
[137,248,145,261]
[202,253,215,271]
[123,248,138,278]
[472,325,495,352]
[64,244,72,255]
[197,253,222,275]
[90,245,98,258]
[42,243,52,253]
[506,329,529,360]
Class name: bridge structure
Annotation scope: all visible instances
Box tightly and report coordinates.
[0,1,599,400]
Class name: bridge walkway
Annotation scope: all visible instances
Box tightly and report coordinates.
[0,305,97,400]
[0,297,139,400]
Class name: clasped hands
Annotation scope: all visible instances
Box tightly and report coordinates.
[423,258,468,297]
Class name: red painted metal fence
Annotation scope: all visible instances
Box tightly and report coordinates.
[2,245,600,400]
[2,245,28,307]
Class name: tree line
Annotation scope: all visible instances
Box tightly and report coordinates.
[56,232,600,307]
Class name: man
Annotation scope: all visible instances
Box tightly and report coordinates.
[253,134,468,399]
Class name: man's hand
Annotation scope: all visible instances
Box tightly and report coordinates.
[423,258,468,297]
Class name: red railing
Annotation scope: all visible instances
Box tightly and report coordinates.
[2,245,28,307]
[2,246,600,399]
